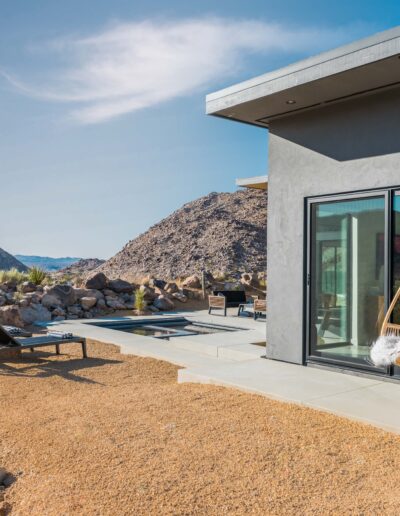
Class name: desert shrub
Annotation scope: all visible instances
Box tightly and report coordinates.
[259,278,267,289]
[134,288,146,311]
[28,266,48,285]
[0,268,29,284]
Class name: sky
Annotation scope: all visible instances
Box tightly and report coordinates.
[0,1,399,259]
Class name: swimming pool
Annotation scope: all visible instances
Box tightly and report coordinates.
[89,318,245,339]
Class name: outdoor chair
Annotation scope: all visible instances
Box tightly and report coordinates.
[253,298,267,320]
[237,296,267,320]
[208,295,227,316]
[380,286,400,337]
[0,325,87,358]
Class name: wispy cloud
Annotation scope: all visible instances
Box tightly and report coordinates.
[2,18,367,124]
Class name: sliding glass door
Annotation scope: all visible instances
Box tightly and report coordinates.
[308,194,387,370]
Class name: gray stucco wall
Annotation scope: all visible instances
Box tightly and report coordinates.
[266,88,400,364]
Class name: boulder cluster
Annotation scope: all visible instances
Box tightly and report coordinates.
[0,272,200,327]
[0,270,265,328]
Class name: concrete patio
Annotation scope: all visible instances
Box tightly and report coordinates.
[47,309,400,434]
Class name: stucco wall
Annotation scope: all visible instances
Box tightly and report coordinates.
[267,88,400,364]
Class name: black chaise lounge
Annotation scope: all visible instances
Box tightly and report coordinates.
[0,325,87,358]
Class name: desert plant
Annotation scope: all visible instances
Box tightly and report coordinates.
[28,266,48,285]
[134,288,146,311]
[259,278,267,289]
[0,268,29,284]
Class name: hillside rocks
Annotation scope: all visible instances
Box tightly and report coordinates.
[97,189,267,282]
[58,258,105,276]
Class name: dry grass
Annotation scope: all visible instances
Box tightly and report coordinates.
[1,341,400,515]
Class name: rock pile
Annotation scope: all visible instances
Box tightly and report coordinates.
[0,272,202,327]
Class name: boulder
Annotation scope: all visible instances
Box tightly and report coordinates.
[20,281,37,293]
[85,272,108,290]
[67,305,83,317]
[224,282,245,291]
[165,282,178,294]
[149,278,167,290]
[121,293,134,303]
[52,307,66,317]
[139,285,158,302]
[103,289,117,297]
[153,295,175,311]
[18,298,29,308]
[240,272,259,288]
[147,305,160,312]
[107,279,134,294]
[20,304,51,325]
[23,292,41,304]
[182,275,201,289]
[46,285,76,306]
[0,296,6,307]
[96,298,107,309]
[41,294,62,309]
[172,292,188,303]
[80,297,97,310]
[0,306,25,327]
[105,297,126,310]
[73,288,104,301]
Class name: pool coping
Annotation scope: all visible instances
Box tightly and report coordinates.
[45,310,266,367]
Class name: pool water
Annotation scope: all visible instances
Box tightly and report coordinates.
[90,318,243,339]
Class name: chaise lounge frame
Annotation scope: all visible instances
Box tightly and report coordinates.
[0,325,87,358]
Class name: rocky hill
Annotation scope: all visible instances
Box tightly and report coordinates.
[98,189,267,282]
[59,258,105,276]
[0,248,28,272]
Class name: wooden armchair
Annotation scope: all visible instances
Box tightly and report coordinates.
[253,299,267,320]
[380,286,400,337]
[208,295,227,316]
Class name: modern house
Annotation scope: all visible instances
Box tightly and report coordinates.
[207,26,400,379]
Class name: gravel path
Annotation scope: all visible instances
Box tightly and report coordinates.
[1,341,400,515]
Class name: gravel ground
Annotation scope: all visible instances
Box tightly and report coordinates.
[1,341,400,515]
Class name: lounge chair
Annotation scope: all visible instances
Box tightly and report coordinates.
[0,325,87,358]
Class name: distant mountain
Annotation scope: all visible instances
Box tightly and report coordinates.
[0,249,29,272]
[15,255,81,272]
[58,258,105,276]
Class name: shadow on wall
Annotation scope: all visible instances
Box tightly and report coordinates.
[270,87,400,162]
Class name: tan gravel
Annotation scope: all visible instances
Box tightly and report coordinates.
[1,341,400,515]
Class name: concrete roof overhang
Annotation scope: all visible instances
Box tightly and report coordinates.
[206,26,400,128]
[236,175,268,190]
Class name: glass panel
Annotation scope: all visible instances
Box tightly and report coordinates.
[391,194,400,375]
[392,195,400,324]
[310,196,385,367]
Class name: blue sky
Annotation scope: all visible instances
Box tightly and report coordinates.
[0,1,398,259]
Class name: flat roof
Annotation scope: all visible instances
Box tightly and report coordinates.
[206,26,400,127]
[236,175,268,190]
